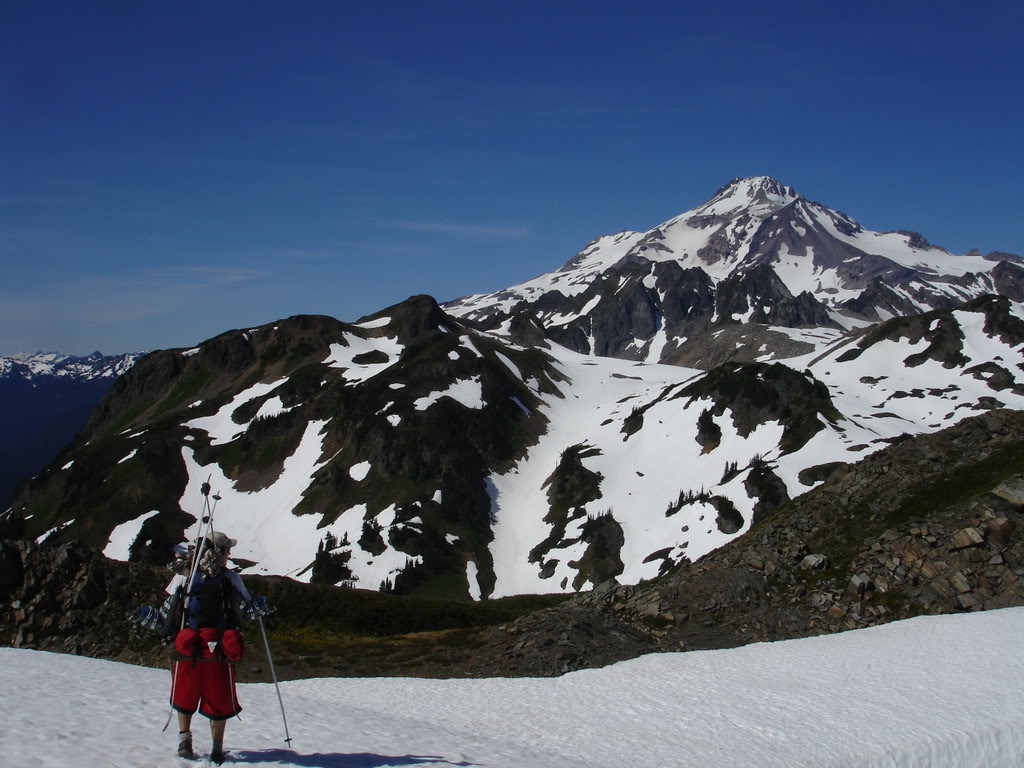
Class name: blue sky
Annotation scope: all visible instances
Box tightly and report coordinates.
[2,1,1022,355]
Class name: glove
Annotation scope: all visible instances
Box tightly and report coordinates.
[245,596,274,619]
[130,605,160,630]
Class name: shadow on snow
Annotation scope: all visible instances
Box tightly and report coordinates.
[231,750,477,767]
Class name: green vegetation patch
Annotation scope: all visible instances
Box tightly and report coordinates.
[240,575,569,674]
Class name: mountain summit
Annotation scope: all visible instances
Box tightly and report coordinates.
[704,175,802,216]
[445,177,1022,368]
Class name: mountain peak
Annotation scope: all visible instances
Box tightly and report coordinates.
[699,176,801,218]
[717,175,799,199]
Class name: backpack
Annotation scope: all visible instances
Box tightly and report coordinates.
[186,572,239,629]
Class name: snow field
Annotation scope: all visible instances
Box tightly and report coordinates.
[178,419,333,578]
[324,330,405,385]
[103,509,161,560]
[184,379,287,446]
[486,351,688,596]
[4,608,1024,767]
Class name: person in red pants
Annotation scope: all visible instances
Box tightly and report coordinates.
[166,531,252,765]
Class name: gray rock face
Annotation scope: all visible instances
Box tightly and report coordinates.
[992,261,1024,301]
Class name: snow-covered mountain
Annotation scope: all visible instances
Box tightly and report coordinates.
[0,351,142,510]
[7,177,1023,601]
[445,176,1023,368]
[9,288,1023,600]
[0,351,139,382]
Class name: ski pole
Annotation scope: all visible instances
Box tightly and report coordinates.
[257,614,292,746]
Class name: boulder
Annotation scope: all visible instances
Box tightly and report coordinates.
[800,554,829,570]
[993,476,1024,506]
[950,527,985,550]
[985,517,1016,547]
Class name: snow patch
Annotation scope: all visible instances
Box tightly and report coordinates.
[103,510,161,560]
[349,461,372,481]
[414,376,485,411]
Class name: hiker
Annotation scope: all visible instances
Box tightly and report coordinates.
[133,524,282,761]
[162,531,253,764]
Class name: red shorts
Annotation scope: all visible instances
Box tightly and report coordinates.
[170,628,244,720]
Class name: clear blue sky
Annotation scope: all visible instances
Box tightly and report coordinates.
[2,0,1022,355]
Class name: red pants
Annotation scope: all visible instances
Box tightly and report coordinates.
[170,628,243,720]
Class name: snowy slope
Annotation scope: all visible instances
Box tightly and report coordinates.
[177,296,1024,596]
[485,297,1024,596]
[4,608,1024,767]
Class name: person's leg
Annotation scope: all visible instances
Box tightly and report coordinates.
[176,712,194,758]
[172,659,199,758]
[210,719,226,742]
[210,718,227,764]
[198,658,238,765]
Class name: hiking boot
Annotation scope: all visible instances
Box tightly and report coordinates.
[210,745,226,765]
[177,731,194,758]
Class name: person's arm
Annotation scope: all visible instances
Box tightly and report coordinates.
[226,570,275,623]
[226,570,253,603]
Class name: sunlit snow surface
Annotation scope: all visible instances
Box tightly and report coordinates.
[3,609,1024,767]
[185,379,287,446]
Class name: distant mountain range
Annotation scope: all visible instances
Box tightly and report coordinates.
[0,352,141,509]
[5,177,1022,603]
